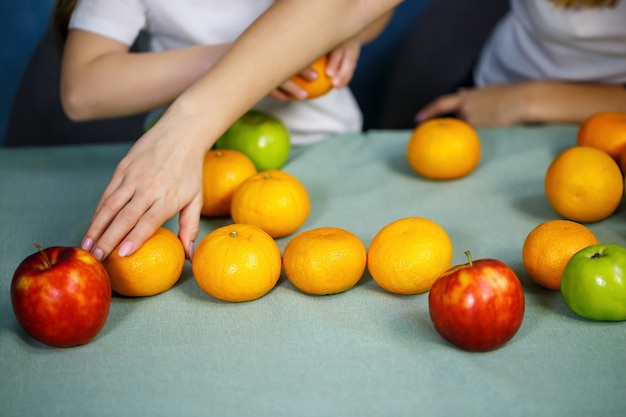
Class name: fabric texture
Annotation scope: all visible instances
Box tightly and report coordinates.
[475,0,626,86]
[1,126,626,417]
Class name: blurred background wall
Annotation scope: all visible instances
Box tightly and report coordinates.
[0,0,56,146]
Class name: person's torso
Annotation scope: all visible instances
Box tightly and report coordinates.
[475,0,626,85]
[69,0,362,143]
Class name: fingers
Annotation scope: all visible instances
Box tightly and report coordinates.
[298,67,318,81]
[326,52,341,79]
[415,92,463,123]
[274,78,308,100]
[178,194,203,260]
[83,187,164,260]
[268,89,293,101]
[113,198,171,258]
[82,177,136,259]
[327,43,360,89]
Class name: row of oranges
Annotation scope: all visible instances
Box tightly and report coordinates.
[102,111,626,305]
[102,117,476,301]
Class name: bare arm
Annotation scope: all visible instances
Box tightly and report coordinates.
[416,81,626,127]
[522,81,626,124]
[82,0,403,261]
[274,9,395,99]
[60,30,230,121]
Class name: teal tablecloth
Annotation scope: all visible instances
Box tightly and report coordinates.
[1,126,625,417]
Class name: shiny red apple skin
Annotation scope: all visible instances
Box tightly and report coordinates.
[10,246,112,348]
[428,255,525,352]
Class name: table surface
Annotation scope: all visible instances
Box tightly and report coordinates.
[1,126,625,417]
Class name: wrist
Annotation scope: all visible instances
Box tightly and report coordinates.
[517,81,545,124]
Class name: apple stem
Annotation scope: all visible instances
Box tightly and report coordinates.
[34,242,52,268]
[464,250,473,267]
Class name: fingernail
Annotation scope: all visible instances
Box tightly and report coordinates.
[118,241,134,257]
[93,248,104,261]
[82,237,94,251]
[415,113,425,123]
[187,242,195,259]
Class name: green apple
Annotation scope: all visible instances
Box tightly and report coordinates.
[561,243,626,321]
[214,110,290,171]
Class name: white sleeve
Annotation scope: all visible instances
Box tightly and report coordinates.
[68,0,147,46]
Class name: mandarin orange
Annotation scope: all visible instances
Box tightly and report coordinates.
[406,118,481,180]
[367,217,453,295]
[544,146,623,222]
[291,55,333,99]
[522,219,598,290]
[191,223,282,302]
[577,111,626,161]
[104,227,185,297]
[231,170,310,238]
[283,227,367,295]
[201,149,257,217]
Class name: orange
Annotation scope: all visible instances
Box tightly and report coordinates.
[406,117,481,180]
[104,227,185,297]
[191,223,282,302]
[283,227,367,295]
[620,147,626,173]
[522,219,598,290]
[577,111,626,161]
[231,170,310,238]
[201,149,257,217]
[544,146,623,223]
[367,217,453,295]
[291,55,333,99]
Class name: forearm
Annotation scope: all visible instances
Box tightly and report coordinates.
[354,10,394,45]
[524,81,626,124]
[165,0,403,151]
[61,30,229,121]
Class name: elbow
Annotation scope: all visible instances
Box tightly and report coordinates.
[60,83,96,122]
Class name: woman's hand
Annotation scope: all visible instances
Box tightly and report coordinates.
[269,38,362,101]
[81,110,206,261]
[415,84,533,127]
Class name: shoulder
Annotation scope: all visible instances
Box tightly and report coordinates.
[69,0,147,45]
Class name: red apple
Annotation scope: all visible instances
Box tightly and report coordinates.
[10,244,112,348]
[428,251,525,352]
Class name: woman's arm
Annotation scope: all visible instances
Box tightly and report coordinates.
[273,9,395,100]
[82,0,403,261]
[522,81,626,124]
[60,30,230,121]
[416,81,626,127]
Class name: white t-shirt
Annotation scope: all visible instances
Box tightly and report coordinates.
[69,0,363,144]
[474,0,626,86]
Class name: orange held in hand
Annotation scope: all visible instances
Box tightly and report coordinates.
[522,219,598,290]
[367,217,453,295]
[104,227,185,297]
[191,223,282,302]
[544,146,623,223]
[577,111,626,161]
[201,149,257,217]
[406,118,481,180]
[283,227,367,295]
[291,55,333,100]
[231,170,310,238]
